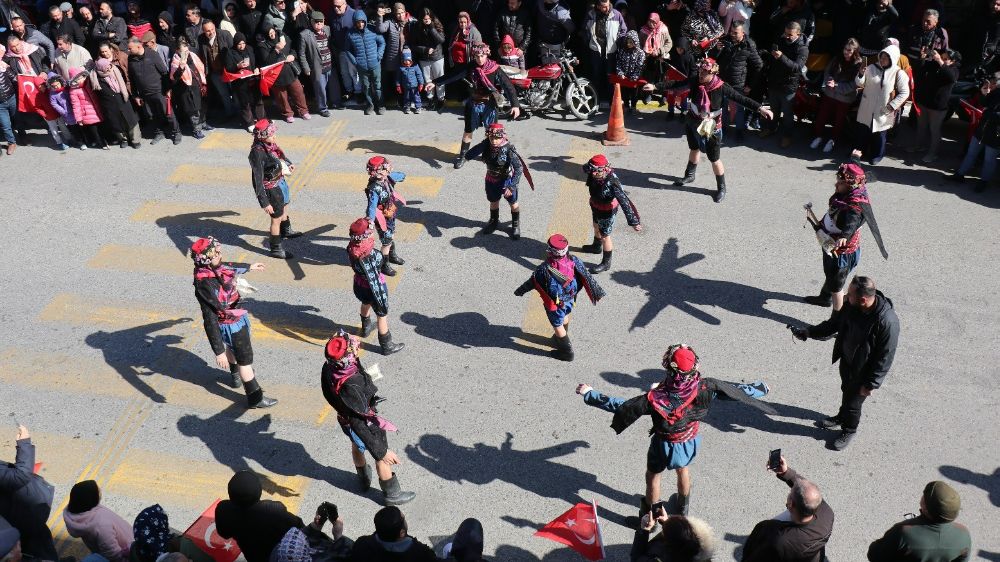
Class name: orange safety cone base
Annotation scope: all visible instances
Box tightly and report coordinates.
[602,83,630,146]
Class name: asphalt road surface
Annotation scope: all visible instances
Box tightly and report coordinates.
[1,101,998,561]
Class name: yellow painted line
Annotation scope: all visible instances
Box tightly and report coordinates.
[39,293,348,346]
[87,244,401,291]
[199,130,329,151]
[106,448,309,514]
[0,430,100,485]
[162,381,329,424]
[168,164,251,185]
[309,171,443,198]
[517,139,600,339]
[130,201,426,243]
[0,347,141,399]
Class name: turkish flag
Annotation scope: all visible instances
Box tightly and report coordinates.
[258,62,284,96]
[183,500,242,562]
[222,68,254,83]
[665,64,688,82]
[534,501,605,561]
[33,462,43,474]
[17,75,57,120]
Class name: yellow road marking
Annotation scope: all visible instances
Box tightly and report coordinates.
[129,201,426,243]
[199,130,328,151]
[0,430,99,485]
[199,129,458,161]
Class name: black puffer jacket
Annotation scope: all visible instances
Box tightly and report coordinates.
[765,34,808,94]
[974,88,1000,148]
[715,35,762,90]
[127,47,168,97]
[914,60,958,111]
[410,20,445,62]
[808,291,900,389]
[492,4,533,52]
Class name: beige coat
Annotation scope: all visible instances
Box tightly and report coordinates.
[855,44,909,133]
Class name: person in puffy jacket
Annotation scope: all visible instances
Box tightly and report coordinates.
[67,67,107,149]
[62,480,134,562]
[344,10,385,115]
[411,8,445,109]
[395,47,424,113]
[849,43,908,165]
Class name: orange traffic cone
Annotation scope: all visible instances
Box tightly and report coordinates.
[602,82,630,146]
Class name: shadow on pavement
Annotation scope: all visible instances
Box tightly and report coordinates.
[249,299,378,352]
[938,465,1000,507]
[611,237,802,330]
[451,233,548,272]
[399,311,553,356]
[345,139,454,169]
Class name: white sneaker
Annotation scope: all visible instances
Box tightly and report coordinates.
[823,139,835,153]
[810,137,823,149]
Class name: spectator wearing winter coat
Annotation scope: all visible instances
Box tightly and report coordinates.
[345,10,386,114]
[125,2,154,44]
[448,12,481,67]
[198,20,236,121]
[220,1,239,37]
[411,8,445,107]
[536,0,574,62]
[215,470,304,562]
[10,16,57,63]
[68,66,105,149]
[238,0,265,40]
[761,20,808,147]
[375,3,414,91]
[712,22,759,139]
[810,38,863,153]
[909,47,958,162]
[858,0,899,58]
[439,518,485,561]
[949,80,1000,192]
[62,480,134,562]
[155,11,177,54]
[348,506,436,562]
[225,32,267,129]
[302,503,353,562]
[718,0,753,35]
[2,36,48,76]
[47,74,77,131]
[638,11,671,95]
[583,0,627,99]
[94,57,141,148]
[127,37,182,144]
[300,11,343,115]
[42,4,86,47]
[903,9,948,72]
[169,37,208,138]
[498,35,525,72]
[77,5,97,52]
[850,43,908,165]
[53,35,98,89]
[329,0,360,99]
[769,0,814,45]
[492,0,532,55]
[258,24,311,122]
[0,51,15,154]
[395,47,424,112]
[867,481,972,562]
[0,425,58,562]
[92,2,127,48]
[263,0,292,39]
[615,30,645,111]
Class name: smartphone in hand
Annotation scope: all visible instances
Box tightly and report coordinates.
[768,448,782,471]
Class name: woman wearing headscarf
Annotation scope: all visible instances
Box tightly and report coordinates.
[97,41,132,93]
[219,1,238,37]
[169,36,207,139]
[638,12,671,104]
[256,24,310,123]
[215,470,303,562]
[131,505,171,562]
[448,11,480,68]
[94,57,140,148]
[62,480,134,562]
[441,519,485,561]
[225,32,266,131]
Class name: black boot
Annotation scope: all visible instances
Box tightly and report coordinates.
[510,210,520,240]
[550,334,574,361]
[673,161,697,185]
[227,364,242,389]
[589,250,613,273]
[713,174,727,203]
[803,290,832,307]
[378,331,405,355]
[360,314,376,338]
[379,474,416,506]
[624,497,652,529]
[675,492,691,516]
[356,465,373,492]
[243,378,278,409]
[454,140,470,169]
[580,236,602,254]
[380,255,397,276]
[386,242,405,265]
[268,235,290,259]
[478,208,500,236]
[280,218,303,238]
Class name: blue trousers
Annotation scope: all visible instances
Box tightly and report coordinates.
[314,67,343,111]
[401,87,421,109]
[0,95,17,144]
[958,135,1000,182]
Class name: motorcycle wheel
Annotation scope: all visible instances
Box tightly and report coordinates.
[565,79,598,119]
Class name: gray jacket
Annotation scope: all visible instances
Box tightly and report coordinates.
[298,25,332,77]
[22,27,56,68]
[0,439,55,517]
[92,15,127,48]
[376,15,414,70]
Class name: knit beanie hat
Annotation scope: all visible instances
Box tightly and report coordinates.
[67,480,100,514]
[402,47,412,62]
[228,470,263,508]
[923,481,961,522]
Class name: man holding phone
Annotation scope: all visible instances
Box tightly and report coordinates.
[741,453,834,562]
[0,424,58,562]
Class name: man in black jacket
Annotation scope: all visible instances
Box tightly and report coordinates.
[92,2,127,49]
[348,507,436,562]
[0,425,57,562]
[127,36,182,145]
[41,4,85,46]
[791,275,900,450]
[714,21,761,141]
[741,454,834,562]
[493,0,533,55]
[238,0,265,41]
[216,470,303,562]
[761,20,808,147]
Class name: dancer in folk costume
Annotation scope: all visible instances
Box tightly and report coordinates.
[364,156,407,277]
[465,122,533,239]
[579,154,642,274]
[347,218,405,355]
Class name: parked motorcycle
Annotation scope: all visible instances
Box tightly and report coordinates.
[499,48,599,120]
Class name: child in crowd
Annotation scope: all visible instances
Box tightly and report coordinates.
[395,47,425,114]
[498,35,525,72]
[615,30,646,113]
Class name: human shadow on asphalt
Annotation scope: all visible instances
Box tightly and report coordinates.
[938,465,1000,507]
[524,154,587,180]
[405,432,641,522]
[394,206,483,238]
[344,139,454,169]
[176,404,359,498]
[451,234,549,272]
[611,237,801,330]
[85,318,242,405]
[612,165,717,199]
[399,311,553,356]
[247,299,379,353]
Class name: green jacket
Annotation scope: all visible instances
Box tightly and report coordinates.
[867,515,971,562]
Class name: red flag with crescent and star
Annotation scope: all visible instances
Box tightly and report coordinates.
[183,499,241,562]
[17,75,58,121]
[534,501,605,560]
[258,62,284,96]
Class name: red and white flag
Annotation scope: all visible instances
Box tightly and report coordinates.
[183,499,241,562]
[222,68,254,83]
[17,75,57,120]
[534,501,605,561]
[258,62,284,96]
[665,64,687,82]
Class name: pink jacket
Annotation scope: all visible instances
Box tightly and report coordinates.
[63,505,134,562]
[67,67,103,125]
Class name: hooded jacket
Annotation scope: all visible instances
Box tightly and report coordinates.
[808,291,900,389]
[855,45,909,132]
[345,11,385,72]
[62,505,134,562]
[68,67,103,124]
[47,74,76,124]
[215,472,303,562]
[0,438,57,561]
[492,2,532,53]
[376,12,414,70]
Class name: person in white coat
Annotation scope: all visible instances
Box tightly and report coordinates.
[849,43,908,165]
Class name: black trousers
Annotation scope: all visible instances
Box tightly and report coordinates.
[142,92,181,139]
[837,361,869,433]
